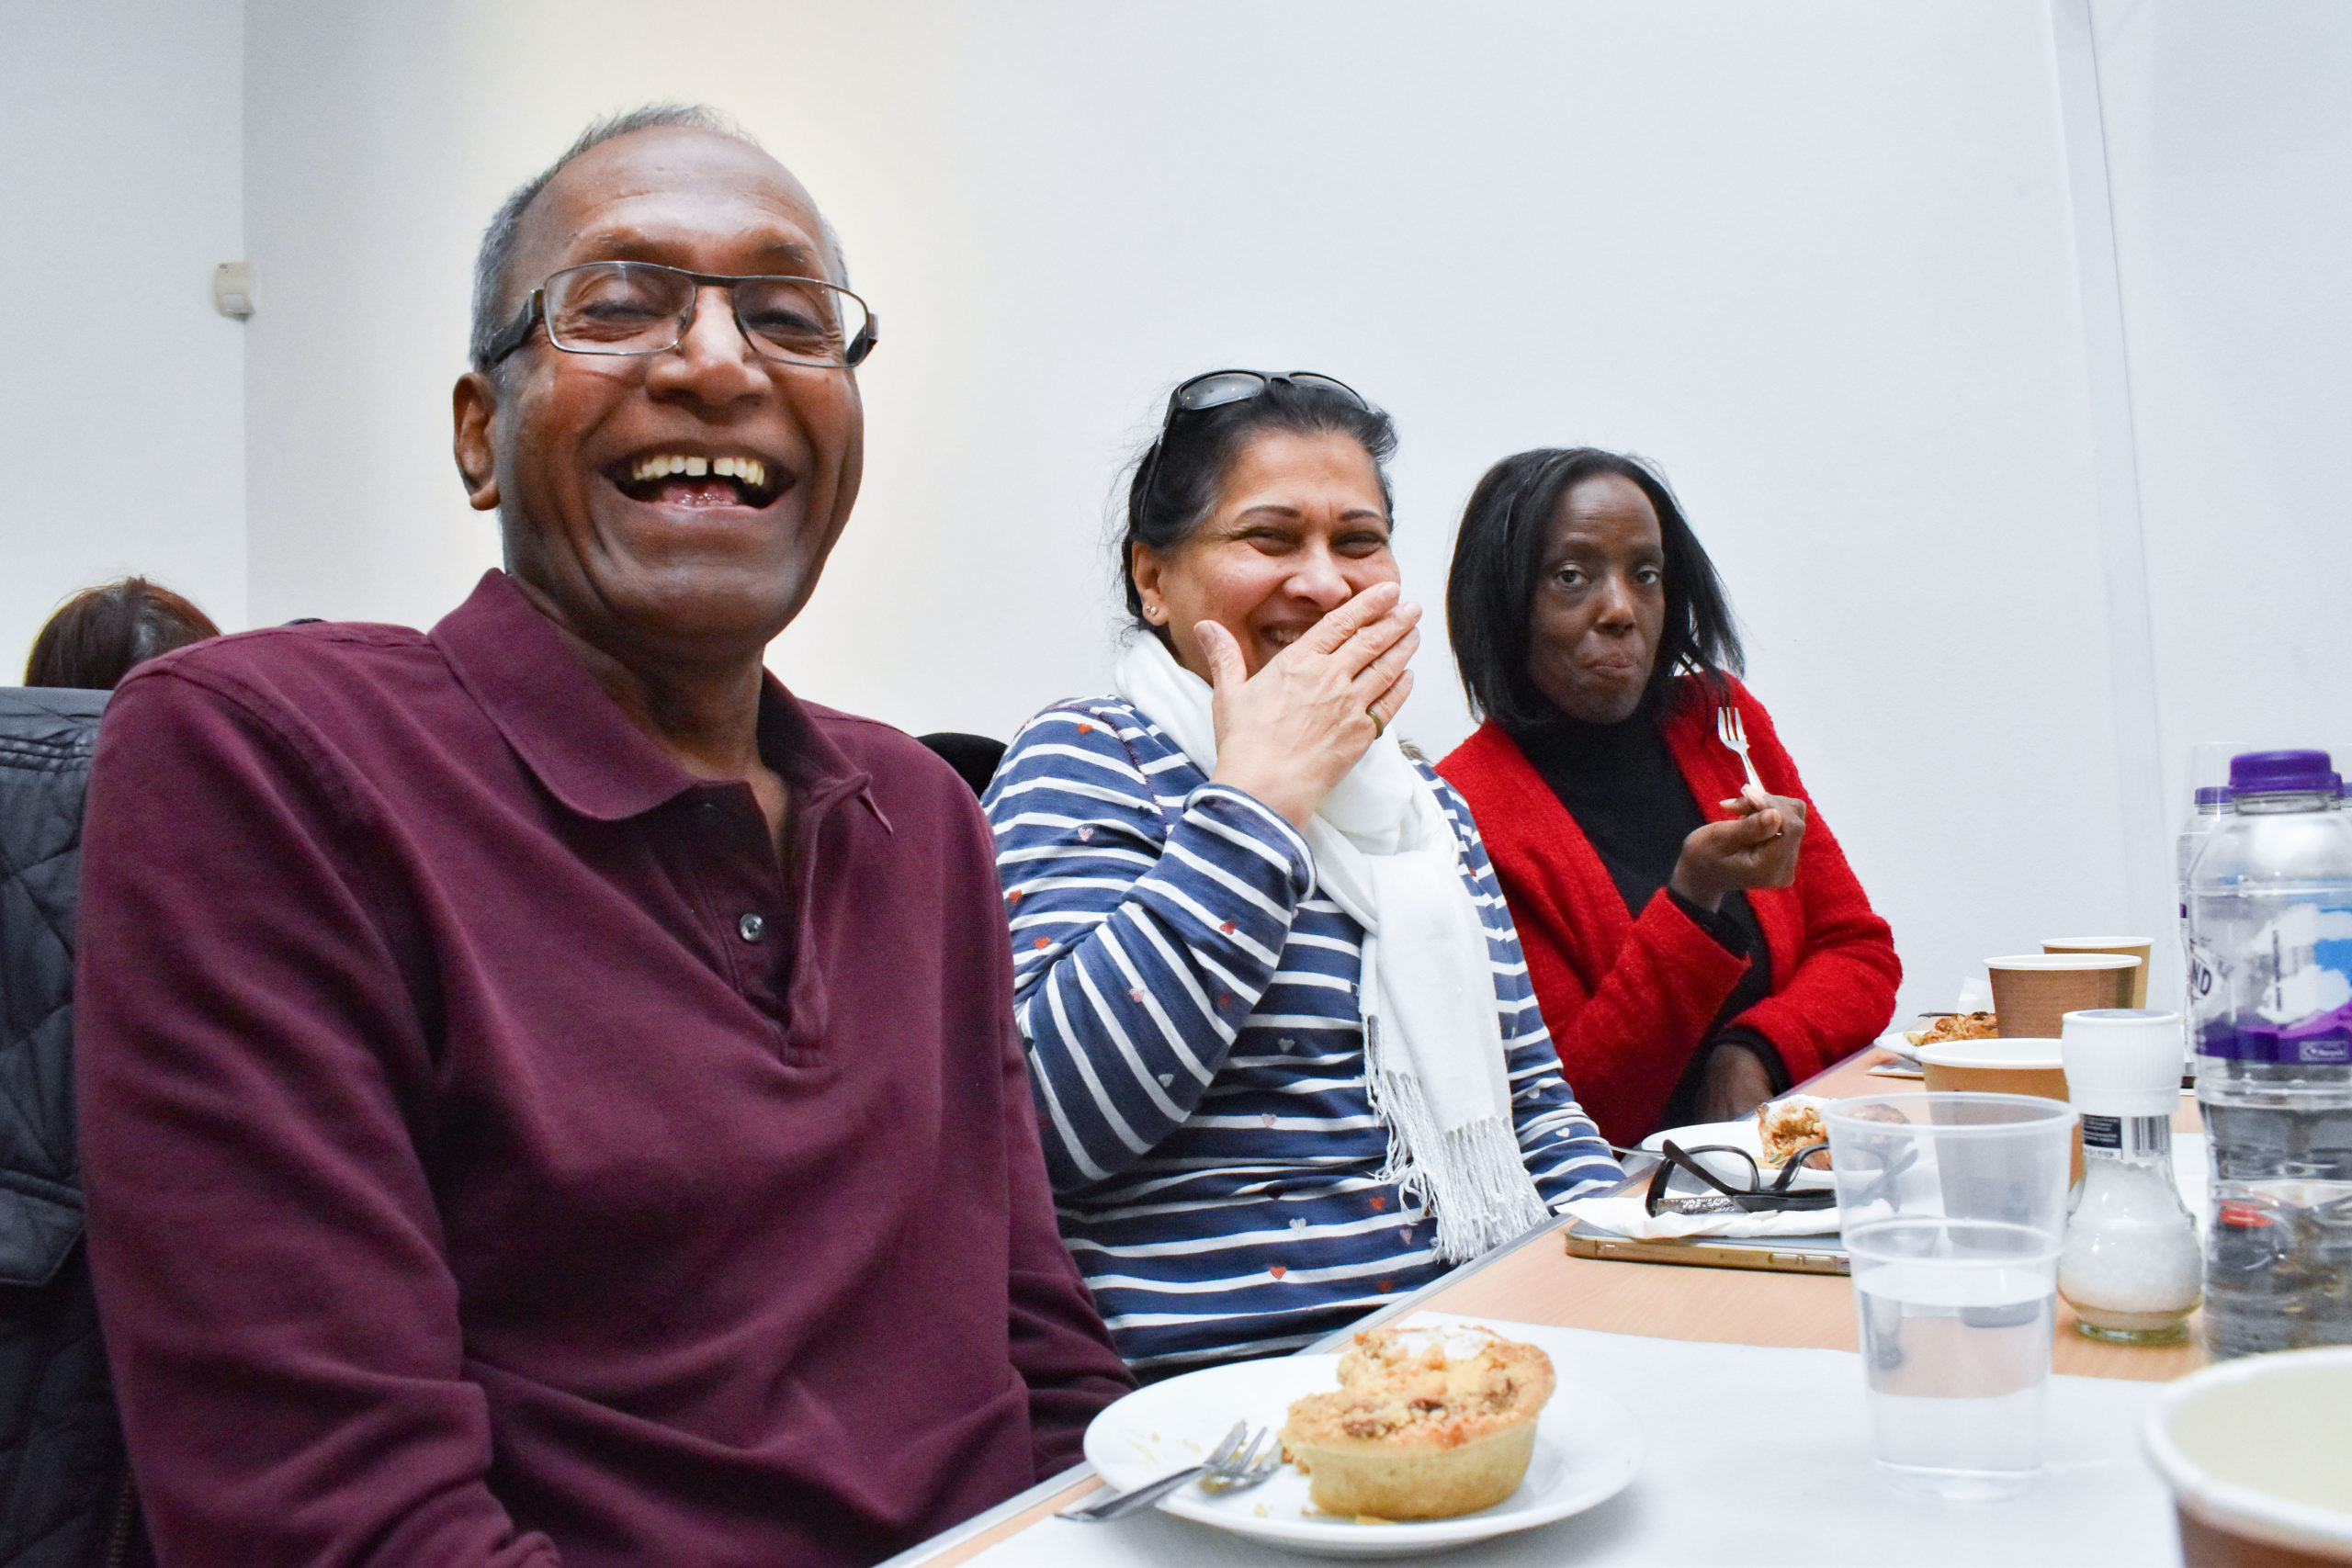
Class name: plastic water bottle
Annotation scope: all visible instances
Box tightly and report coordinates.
[2186,750,2352,1358]
[2177,785,2230,1016]
[2177,786,2230,909]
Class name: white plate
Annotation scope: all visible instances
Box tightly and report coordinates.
[1640,1105,1836,1190]
[1884,1028,2195,1075]
[1081,1354,1642,1559]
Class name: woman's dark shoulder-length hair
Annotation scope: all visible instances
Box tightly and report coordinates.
[1445,446,1742,730]
[24,576,221,690]
[1114,377,1397,637]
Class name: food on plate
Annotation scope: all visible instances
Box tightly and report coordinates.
[1906,1011,1997,1047]
[1279,1324,1554,1520]
[1755,1096,1832,1169]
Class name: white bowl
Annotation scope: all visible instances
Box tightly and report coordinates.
[1916,1037,2064,1071]
[2143,1347,2352,1565]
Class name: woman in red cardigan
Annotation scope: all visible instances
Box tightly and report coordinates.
[1436,448,1899,1148]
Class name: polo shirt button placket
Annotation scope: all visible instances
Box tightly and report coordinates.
[738,912,765,942]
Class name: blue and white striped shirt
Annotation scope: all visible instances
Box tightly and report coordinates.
[984,696,1620,1370]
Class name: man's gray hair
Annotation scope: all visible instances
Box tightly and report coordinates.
[467,103,849,374]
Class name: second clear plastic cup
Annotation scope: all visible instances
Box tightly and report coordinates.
[1825,1093,2076,1501]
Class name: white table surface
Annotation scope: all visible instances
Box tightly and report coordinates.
[966,1311,2180,1567]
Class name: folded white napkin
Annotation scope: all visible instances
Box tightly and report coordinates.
[1561,1192,1842,1239]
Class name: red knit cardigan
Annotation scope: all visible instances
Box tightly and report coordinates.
[1437,676,1900,1147]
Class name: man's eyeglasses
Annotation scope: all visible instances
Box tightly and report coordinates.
[486,261,878,370]
[1135,369,1367,516]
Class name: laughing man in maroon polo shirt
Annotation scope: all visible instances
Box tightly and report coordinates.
[74,107,1133,1568]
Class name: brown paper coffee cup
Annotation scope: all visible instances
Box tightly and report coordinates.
[1918,1039,2081,1183]
[2041,938,2154,1009]
[1985,953,2140,1039]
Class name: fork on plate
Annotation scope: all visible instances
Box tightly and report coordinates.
[1714,705,1769,802]
[1060,1420,1283,1522]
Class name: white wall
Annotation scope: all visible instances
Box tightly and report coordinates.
[232,0,2159,1022]
[242,3,491,633]
[0,0,246,664]
[47,2,2342,1029]
[2089,0,2352,832]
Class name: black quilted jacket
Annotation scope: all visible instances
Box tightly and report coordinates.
[0,689,139,1567]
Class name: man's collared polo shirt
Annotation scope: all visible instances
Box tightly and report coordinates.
[76,570,1131,1568]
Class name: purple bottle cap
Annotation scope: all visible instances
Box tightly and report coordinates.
[2230,750,2336,795]
[2193,786,2232,807]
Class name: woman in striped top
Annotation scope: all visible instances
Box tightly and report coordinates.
[984,372,1619,1372]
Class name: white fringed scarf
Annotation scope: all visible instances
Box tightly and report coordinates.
[1114,636,1550,1263]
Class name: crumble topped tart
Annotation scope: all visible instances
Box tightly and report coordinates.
[1756,1095,1833,1170]
[1908,1011,1998,1047]
[1279,1325,1555,1519]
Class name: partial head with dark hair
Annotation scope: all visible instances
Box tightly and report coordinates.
[25,577,221,690]
[1446,447,1741,729]
[1118,375,1398,667]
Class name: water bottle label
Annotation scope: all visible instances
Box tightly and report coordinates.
[2082,1113,2120,1150]
[2294,1035,2352,1064]
[2193,901,2352,1063]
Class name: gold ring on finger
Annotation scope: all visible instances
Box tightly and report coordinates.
[1368,705,1386,739]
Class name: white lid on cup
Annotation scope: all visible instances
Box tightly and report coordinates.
[2061,1008,2184,1116]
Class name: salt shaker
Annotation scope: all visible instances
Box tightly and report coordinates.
[2057,1008,2200,1344]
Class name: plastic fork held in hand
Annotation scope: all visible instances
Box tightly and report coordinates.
[1060,1421,1283,1522]
[1715,705,1769,802]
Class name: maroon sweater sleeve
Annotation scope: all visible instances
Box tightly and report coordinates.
[997,1005,1136,1476]
[962,810,1136,1476]
[76,668,559,1568]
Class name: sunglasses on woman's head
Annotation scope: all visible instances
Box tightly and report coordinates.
[1163,369,1368,420]
[1136,369,1369,519]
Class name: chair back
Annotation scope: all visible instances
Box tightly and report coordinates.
[917,732,1008,800]
[0,687,145,1567]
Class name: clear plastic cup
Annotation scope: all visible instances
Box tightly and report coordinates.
[1825,1093,2076,1500]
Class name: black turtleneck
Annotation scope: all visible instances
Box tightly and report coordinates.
[1512,713,1782,1128]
